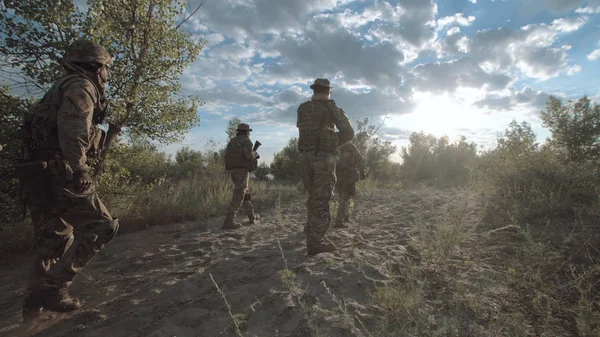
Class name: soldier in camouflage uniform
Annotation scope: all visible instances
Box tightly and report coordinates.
[334,142,366,228]
[20,40,119,319]
[297,78,354,255]
[222,123,261,229]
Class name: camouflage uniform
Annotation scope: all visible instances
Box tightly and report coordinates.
[334,142,366,228]
[297,78,354,255]
[20,40,118,317]
[222,123,260,229]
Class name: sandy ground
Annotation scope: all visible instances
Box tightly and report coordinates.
[2,187,590,337]
[0,189,429,337]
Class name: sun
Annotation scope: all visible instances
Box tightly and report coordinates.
[387,90,486,138]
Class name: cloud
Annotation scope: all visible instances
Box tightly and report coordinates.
[437,13,476,29]
[259,15,408,89]
[466,17,588,79]
[474,86,550,112]
[412,58,512,93]
[587,48,600,61]
[575,5,600,13]
[369,0,439,49]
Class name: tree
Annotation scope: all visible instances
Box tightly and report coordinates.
[1,0,207,175]
[253,162,271,181]
[540,95,600,162]
[351,118,397,179]
[270,138,302,182]
[226,117,242,140]
[0,88,31,224]
[496,120,538,158]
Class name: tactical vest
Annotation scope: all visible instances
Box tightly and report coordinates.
[297,100,339,154]
[24,74,105,158]
[225,136,253,171]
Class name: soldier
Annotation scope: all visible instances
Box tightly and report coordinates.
[334,142,366,228]
[222,123,261,229]
[297,78,354,255]
[20,40,119,319]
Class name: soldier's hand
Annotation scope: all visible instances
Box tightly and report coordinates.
[360,171,367,180]
[254,152,260,159]
[73,169,93,192]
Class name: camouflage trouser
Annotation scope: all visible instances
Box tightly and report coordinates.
[336,182,356,223]
[23,160,118,292]
[300,152,336,248]
[226,168,254,219]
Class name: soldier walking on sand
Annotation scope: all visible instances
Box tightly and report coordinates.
[334,142,366,228]
[19,40,119,319]
[222,123,261,229]
[297,78,354,255]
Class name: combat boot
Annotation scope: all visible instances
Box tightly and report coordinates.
[307,241,337,255]
[333,217,348,228]
[221,216,242,230]
[28,285,81,313]
[22,293,43,321]
[248,213,260,225]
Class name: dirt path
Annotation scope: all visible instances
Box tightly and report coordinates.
[3,186,586,337]
[0,188,432,337]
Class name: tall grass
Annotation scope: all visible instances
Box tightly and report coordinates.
[141,171,298,225]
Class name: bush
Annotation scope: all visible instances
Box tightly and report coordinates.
[401,132,477,185]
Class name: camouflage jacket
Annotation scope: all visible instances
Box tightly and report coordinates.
[336,142,366,183]
[28,72,107,173]
[296,94,354,154]
[225,135,256,171]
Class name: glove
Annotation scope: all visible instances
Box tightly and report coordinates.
[73,169,93,192]
[254,152,260,160]
[360,171,366,180]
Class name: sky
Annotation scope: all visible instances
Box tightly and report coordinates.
[9,0,596,164]
[162,0,600,164]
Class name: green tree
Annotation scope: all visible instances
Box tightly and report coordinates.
[0,88,30,224]
[253,162,271,181]
[226,117,242,140]
[540,95,600,162]
[0,0,206,171]
[496,120,538,158]
[351,118,397,179]
[270,138,302,182]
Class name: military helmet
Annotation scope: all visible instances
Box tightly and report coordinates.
[310,78,332,89]
[63,39,112,66]
[237,123,252,131]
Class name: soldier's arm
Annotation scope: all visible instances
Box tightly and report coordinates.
[328,100,354,145]
[243,139,255,161]
[56,80,96,173]
[351,144,366,172]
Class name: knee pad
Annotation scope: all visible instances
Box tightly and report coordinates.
[105,218,119,242]
[92,218,119,245]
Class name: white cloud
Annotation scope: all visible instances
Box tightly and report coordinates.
[474,86,551,112]
[587,48,600,61]
[575,5,600,13]
[567,65,582,75]
[437,13,476,29]
[467,16,588,79]
[469,0,478,3]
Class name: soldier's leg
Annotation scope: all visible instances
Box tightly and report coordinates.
[306,153,336,250]
[300,154,314,235]
[33,177,117,312]
[241,173,259,223]
[223,169,247,228]
[41,190,116,288]
[23,207,73,318]
[335,189,350,228]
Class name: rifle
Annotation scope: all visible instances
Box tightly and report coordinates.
[253,140,262,152]
[251,140,262,172]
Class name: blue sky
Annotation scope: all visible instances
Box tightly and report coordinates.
[157,0,600,163]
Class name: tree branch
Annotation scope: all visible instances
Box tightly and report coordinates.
[175,0,206,30]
